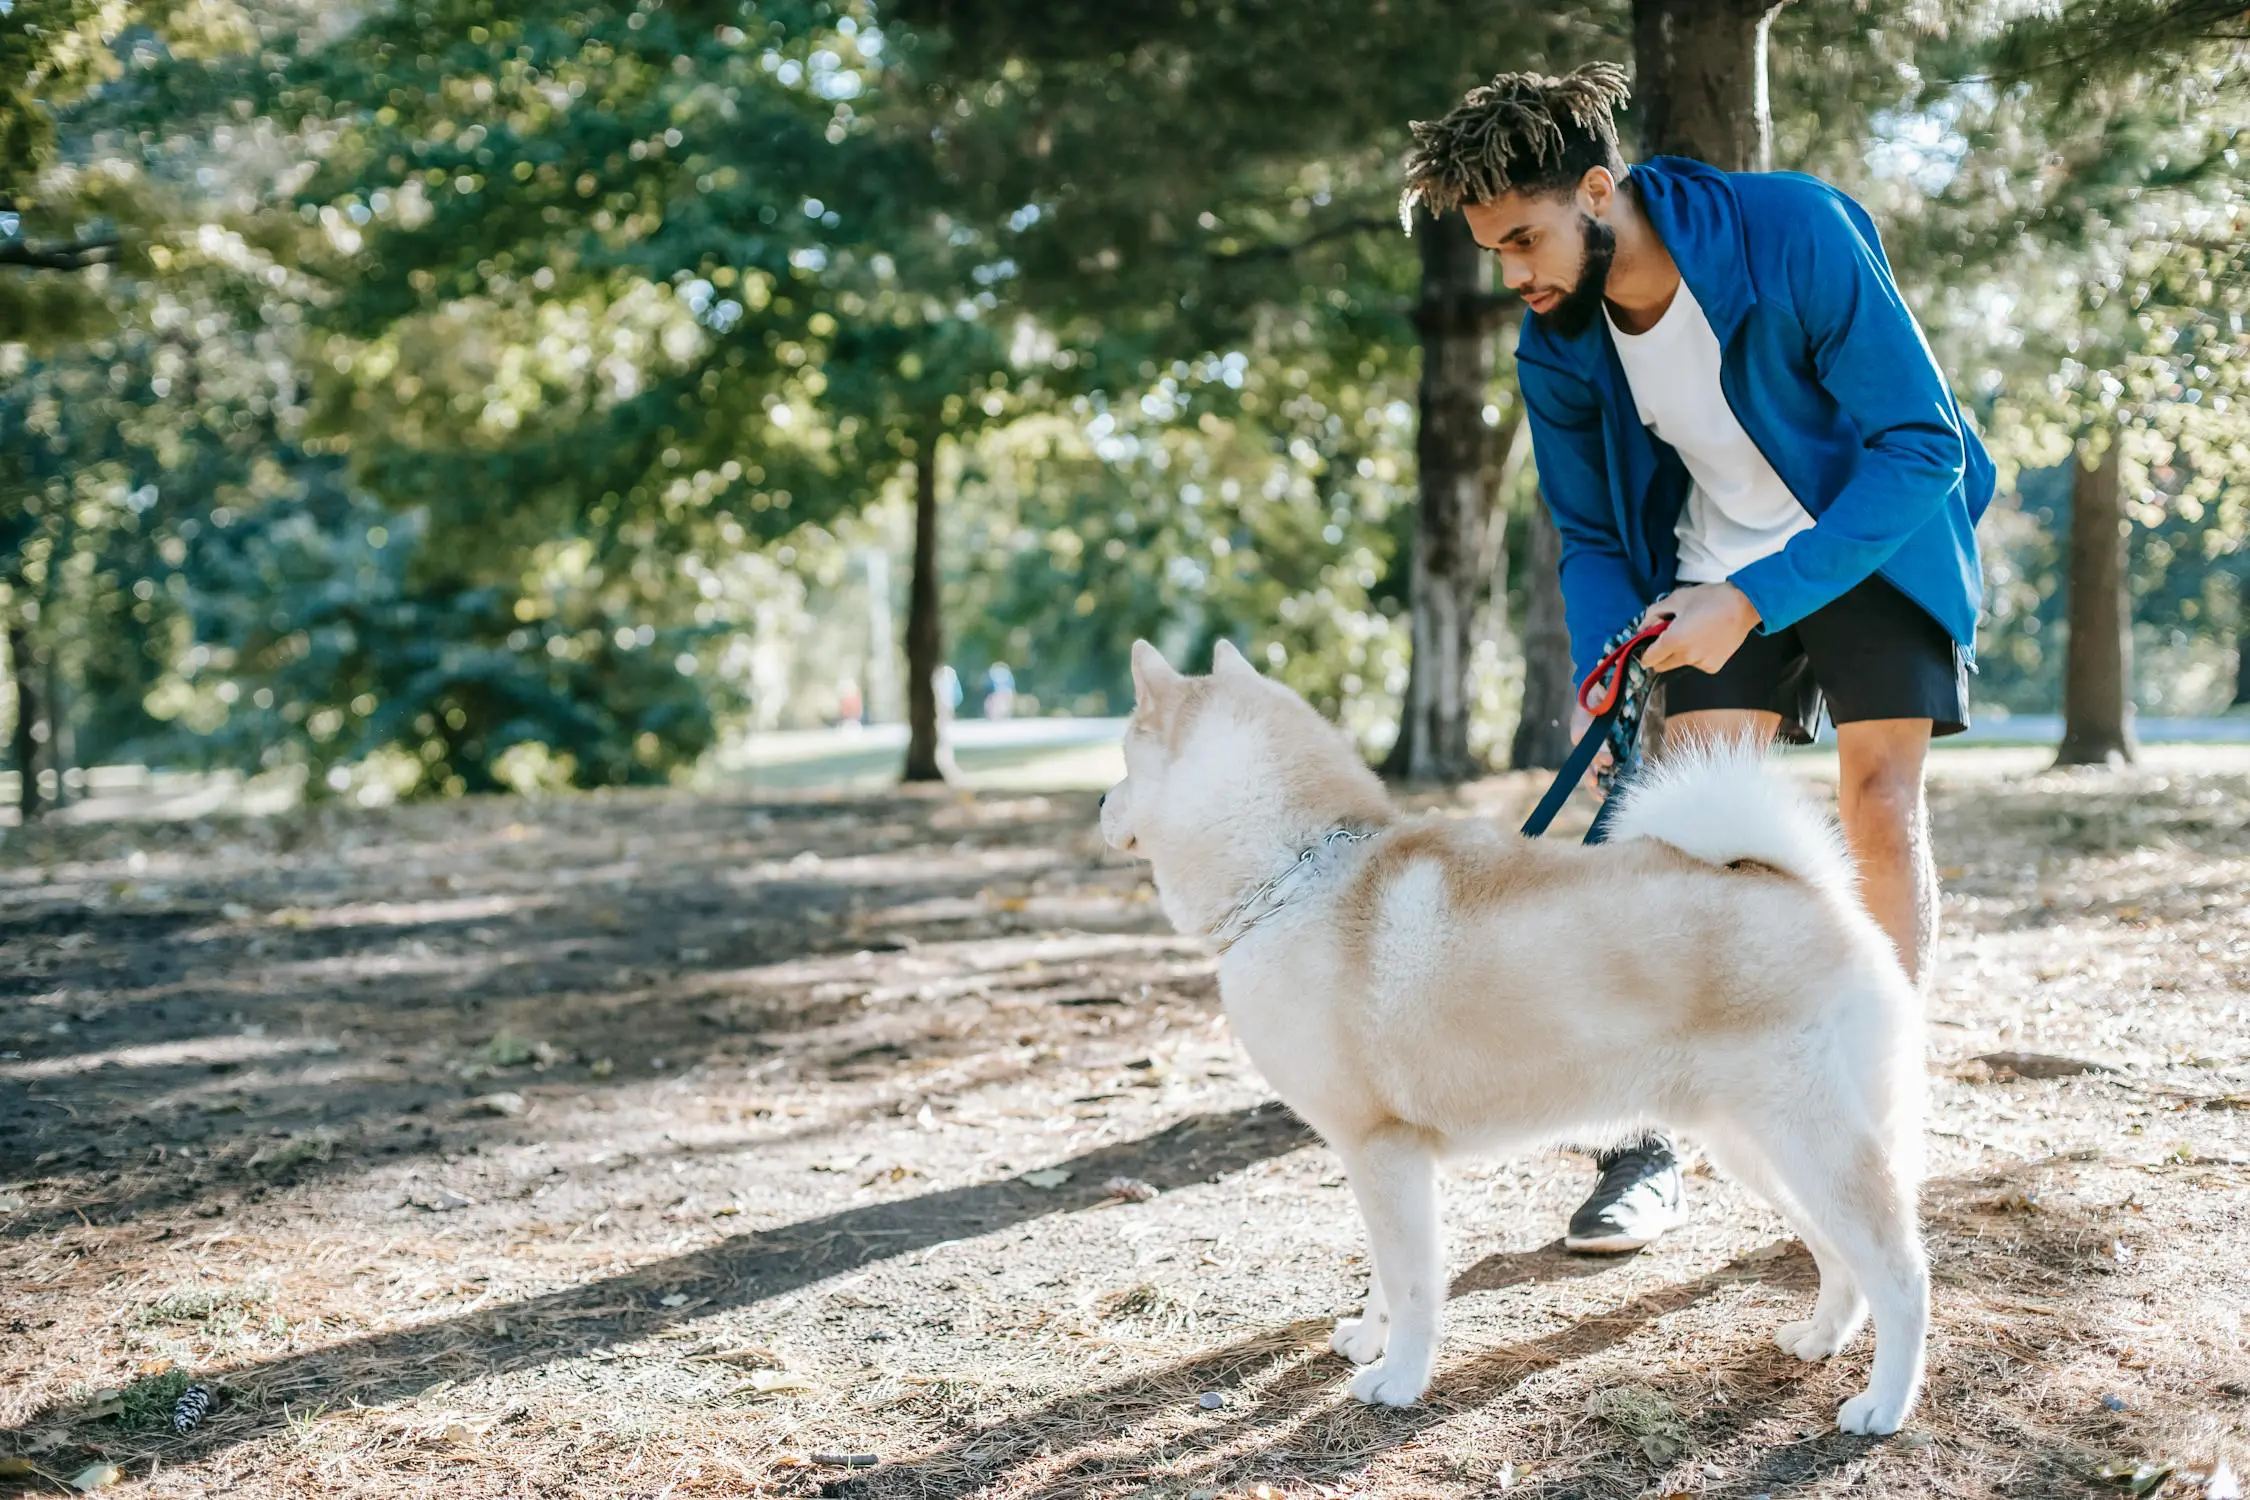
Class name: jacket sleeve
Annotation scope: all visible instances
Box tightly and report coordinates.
[1519,355,1647,680]
[1727,193,1967,632]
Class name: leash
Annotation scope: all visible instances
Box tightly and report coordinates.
[1518,620,1668,844]
[1204,619,1665,954]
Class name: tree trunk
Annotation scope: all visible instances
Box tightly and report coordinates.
[8,622,45,822]
[2055,433,2135,766]
[902,426,953,783]
[2234,602,2250,708]
[44,645,71,808]
[1509,501,1577,769]
[1627,0,1779,777]
[1631,0,1787,172]
[1383,208,1504,784]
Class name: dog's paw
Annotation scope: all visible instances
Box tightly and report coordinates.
[1348,1360,1429,1408]
[1836,1388,1911,1436]
[1329,1316,1387,1365]
[1774,1317,1854,1362]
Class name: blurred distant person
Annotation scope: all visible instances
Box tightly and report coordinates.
[836,677,864,731]
[1400,64,1989,1255]
[983,661,1017,720]
[934,664,963,724]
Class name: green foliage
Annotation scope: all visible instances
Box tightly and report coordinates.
[180,487,717,793]
[947,345,1419,737]
[110,1368,196,1433]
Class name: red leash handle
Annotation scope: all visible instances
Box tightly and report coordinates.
[1576,619,1669,716]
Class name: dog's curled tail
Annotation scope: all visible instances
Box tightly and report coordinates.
[1605,736,1857,895]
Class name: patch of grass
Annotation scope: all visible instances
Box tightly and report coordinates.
[1100,1283,1177,1320]
[1586,1383,1689,1463]
[1095,1281,1204,1338]
[114,1369,197,1433]
[68,1369,201,1434]
[883,1376,994,1426]
[245,1129,336,1174]
[138,1281,274,1327]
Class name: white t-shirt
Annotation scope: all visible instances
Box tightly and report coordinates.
[1605,282,1813,585]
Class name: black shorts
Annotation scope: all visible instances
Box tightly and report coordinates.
[1659,574,1969,745]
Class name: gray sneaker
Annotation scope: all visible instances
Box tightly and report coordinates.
[1565,1138,1684,1253]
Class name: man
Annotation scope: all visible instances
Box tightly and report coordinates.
[1400,63,1991,1253]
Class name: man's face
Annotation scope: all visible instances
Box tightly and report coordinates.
[1463,171,1617,337]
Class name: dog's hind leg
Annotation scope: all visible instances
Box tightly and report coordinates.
[1699,1124,1866,1360]
[1737,1118,1929,1435]
[1334,1124,1443,1407]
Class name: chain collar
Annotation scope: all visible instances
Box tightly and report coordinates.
[1206,827,1374,954]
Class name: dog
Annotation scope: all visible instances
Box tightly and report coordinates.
[1099,639,1929,1434]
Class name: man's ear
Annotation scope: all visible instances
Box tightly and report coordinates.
[1211,638,1258,679]
[1578,164,1618,216]
[1131,639,1182,707]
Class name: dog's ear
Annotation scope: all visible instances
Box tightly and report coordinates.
[1211,638,1258,679]
[1130,639,1182,708]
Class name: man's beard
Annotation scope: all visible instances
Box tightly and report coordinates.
[1535,214,1618,340]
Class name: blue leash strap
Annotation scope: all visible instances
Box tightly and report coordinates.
[1518,703,1622,840]
[1519,622,1666,844]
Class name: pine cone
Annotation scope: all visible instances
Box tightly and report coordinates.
[172,1383,214,1435]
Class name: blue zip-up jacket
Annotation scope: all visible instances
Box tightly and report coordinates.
[1516,156,1993,681]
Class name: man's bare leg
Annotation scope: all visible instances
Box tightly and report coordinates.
[1833,719,1938,987]
[1668,711,1936,983]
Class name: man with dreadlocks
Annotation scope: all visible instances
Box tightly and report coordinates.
[1401,64,1991,1254]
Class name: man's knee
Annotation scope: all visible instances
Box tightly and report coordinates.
[1840,760,1926,858]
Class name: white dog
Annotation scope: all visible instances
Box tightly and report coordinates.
[1100,640,1929,1434]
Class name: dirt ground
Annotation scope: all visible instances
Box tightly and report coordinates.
[3,751,2247,1499]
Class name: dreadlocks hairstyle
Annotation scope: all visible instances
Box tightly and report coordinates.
[1398,62,1632,232]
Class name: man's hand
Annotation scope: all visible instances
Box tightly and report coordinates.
[1639,582,1761,675]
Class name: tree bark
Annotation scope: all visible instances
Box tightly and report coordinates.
[2055,433,2135,766]
[1509,500,1578,769]
[1624,0,1781,773]
[44,645,71,808]
[2234,592,2250,707]
[1383,208,1505,785]
[8,622,45,822]
[2234,622,2250,708]
[902,426,953,783]
[1631,0,1787,172]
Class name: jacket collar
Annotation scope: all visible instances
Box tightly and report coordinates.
[1516,155,1757,376]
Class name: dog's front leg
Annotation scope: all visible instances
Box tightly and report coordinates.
[1336,1125,1442,1407]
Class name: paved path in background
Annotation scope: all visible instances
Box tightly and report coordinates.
[6,713,2245,825]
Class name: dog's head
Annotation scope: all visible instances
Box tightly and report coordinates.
[1100,639,1383,864]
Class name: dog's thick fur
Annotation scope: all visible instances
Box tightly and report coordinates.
[1100,640,1930,1434]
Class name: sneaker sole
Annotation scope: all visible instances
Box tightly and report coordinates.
[1562,1231,1656,1254]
